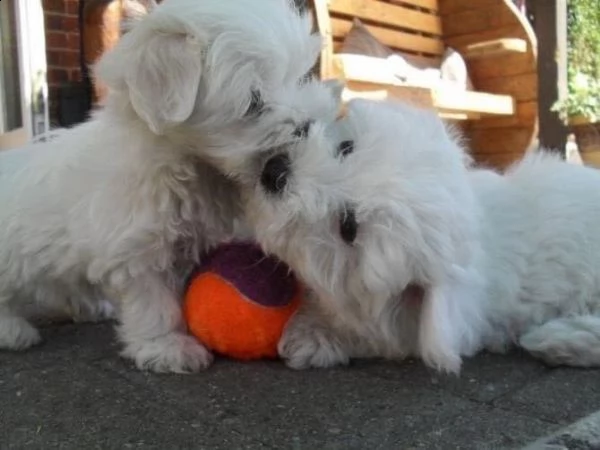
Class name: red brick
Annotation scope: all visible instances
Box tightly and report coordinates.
[45,49,62,66]
[61,49,80,67]
[46,48,80,69]
[45,31,67,49]
[43,0,66,14]
[47,68,68,84]
[44,12,64,31]
[65,0,79,15]
[66,32,80,50]
[62,16,80,32]
[68,68,82,82]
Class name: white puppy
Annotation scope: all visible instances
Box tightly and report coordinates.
[241,98,600,373]
[0,0,340,373]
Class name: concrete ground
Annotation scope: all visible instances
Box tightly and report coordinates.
[1,322,600,449]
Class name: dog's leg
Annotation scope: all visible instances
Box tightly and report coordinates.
[278,307,351,370]
[520,315,600,367]
[418,285,463,373]
[115,272,213,373]
[0,297,42,350]
[68,296,116,323]
[67,282,116,324]
[418,277,485,374]
[278,293,377,369]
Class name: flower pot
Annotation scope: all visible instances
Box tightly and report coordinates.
[569,115,600,168]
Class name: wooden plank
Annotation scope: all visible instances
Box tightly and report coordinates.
[476,72,537,101]
[577,150,600,168]
[440,111,481,120]
[312,0,336,79]
[568,115,594,127]
[334,53,443,84]
[445,25,525,49]
[439,0,500,15]
[342,79,514,118]
[462,38,527,59]
[468,127,534,153]
[329,0,443,35]
[330,17,444,55]
[471,152,525,170]
[334,54,401,85]
[388,0,439,12]
[471,100,537,129]
[469,52,536,80]
[433,89,515,116]
[442,4,519,37]
[343,80,436,109]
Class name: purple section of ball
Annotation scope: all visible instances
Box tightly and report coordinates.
[197,242,297,307]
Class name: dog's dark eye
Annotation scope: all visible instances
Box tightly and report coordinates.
[246,89,264,117]
[339,207,358,245]
[336,140,354,159]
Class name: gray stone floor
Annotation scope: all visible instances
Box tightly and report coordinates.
[1,322,599,449]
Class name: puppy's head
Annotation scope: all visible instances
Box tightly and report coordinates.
[95,0,341,175]
[242,99,479,370]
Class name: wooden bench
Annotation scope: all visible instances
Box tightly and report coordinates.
[310,0,539,169]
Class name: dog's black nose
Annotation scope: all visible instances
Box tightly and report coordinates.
[261,153,291,194]
[293,121,312,139]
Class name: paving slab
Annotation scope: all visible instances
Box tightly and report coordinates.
[1,323,599,449]
[494,368,600,425]
[524,409,600,450]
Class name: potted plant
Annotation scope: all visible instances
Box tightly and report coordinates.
[552,0,600,166]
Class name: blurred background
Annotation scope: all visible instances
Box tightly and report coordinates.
[1,0,594,167]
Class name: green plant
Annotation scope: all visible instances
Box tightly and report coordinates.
[552,0,600,122]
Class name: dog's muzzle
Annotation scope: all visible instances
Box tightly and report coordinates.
[261,153,291,195]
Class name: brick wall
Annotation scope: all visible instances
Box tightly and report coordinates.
[39,0,304,124]
[42,0,82,124]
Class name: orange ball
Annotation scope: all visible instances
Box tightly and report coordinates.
[183,243,302,360]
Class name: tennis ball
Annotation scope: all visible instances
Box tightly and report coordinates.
[183,242,301,360]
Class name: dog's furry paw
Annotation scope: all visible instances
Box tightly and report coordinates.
[278,317,349,370]
[0,316,42,350]
[123,333,213,373]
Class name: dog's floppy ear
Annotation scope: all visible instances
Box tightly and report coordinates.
[95,23,204,135]
[418,286,463,374]
[418,276,484,375]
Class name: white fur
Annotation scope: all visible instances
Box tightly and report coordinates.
[241,98,600,373]
[0,0,340,373]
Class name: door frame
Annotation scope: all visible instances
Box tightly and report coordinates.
[0,0,49,150]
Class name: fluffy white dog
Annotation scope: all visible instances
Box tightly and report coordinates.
[241,98,600,373]
[0,0,341,373]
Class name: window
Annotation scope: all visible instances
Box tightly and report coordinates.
[0,0,48,150]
